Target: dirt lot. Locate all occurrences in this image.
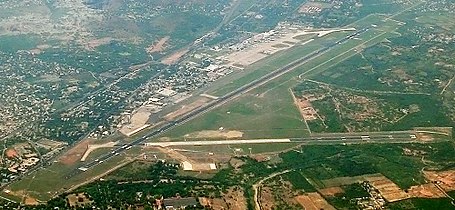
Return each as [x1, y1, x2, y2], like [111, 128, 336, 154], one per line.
[408, 183, 446, 198]
[259, 187, 275, 210]
[364, 175, 409, 202]
[319, 187, 344, 197]
[424, 170, 455, 191]
[156, 147, 216, 171]
[146, 36, 169, 53]
[119, 106, 152, 136]
[291, 91, 319, 121]
[5, 148, 18, 158]
[229, 158, 246, 169]
[199, 187, 247, 210]
[7, 190, 39, 205]
[83, 37, 113, 50]
[295, 192, 335, 210]
[164, 97, 210, 121]
[67, 193, 93, 208]
[24, 196, 39, 206]
[224, 187, 247, 210]
[199, 197, 228, 209]
[161, 49, 189, 65]
[59, 138, 92, 165]
[184, 130, 244, 139]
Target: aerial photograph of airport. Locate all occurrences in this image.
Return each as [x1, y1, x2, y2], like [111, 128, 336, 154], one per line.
[0, 0, 454, 209]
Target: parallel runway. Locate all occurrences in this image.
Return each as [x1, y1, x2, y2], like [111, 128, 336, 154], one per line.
[66, 27, 372, 178]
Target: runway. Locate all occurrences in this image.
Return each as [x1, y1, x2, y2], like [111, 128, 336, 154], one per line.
[143, 130, 418, 148]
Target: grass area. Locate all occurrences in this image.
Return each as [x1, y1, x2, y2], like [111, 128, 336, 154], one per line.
[0, 35, 39, 52]
[84, 147, 114, 162]
[9, 163, 74, 201]
[105, 161, 154, 181]
[0, 192, 22, 203]
[164, 83, 310, 140]
[326, 183, 370, 209]
[169, 142, 301, 157]
[415, 11, 455, 33]
[225, 0, 261, 24]
[388, 197, 455, 210]
[8, 152, 135, 201]
[282, 170, 317, 192]
[232, 143, 302, 154]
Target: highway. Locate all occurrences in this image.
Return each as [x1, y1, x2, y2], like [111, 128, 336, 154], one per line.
[66, 27, 371, 178]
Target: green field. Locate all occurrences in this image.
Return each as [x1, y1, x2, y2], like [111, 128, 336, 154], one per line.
[8, 153, 132, 201]
[388, 197, 455, 210]
[165, 84, 310, 139]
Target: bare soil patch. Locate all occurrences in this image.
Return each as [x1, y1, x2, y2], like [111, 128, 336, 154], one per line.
[416, 133, 434, 141]
[24, 196, 39, 206]
[199, 197, 228, 209]
[224, 187, 247, 210]
[161, 49, 189, 65]
[408, 183, 446, 198]
[229, 158, 246, 169]
[59, 138, 92, 165]
[156, 148, 215, 171]
[299, 2, 325, 14]
[28, 44, 51, 55]
[291, 90, 330, 123]
[321, 174, 409, 202]
[319, 187, 344, 197]
[424, 170, 455, 191]
[83, 37, 113, 50]
[200, 187, 247, 210]
[364, 176, 409, 202]
[146, 36, 170, 53]
[5, 148, 18, 158]
[295, 192, 335, 210]
[119, 106, 152, 136]
[259, 187, 275, 210]
[184, 130, 243, 139]
[67, 193, 93, 208]
[157, 137, 172, 142]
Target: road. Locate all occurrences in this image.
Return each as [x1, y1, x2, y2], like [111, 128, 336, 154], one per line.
[254, 170, 292, 210]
